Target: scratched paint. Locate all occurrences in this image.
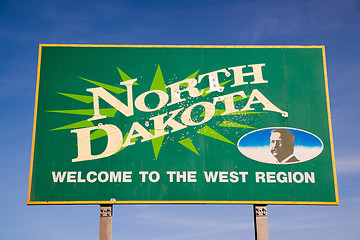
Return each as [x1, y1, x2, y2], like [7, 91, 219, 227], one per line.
[28, 45, 337, 205]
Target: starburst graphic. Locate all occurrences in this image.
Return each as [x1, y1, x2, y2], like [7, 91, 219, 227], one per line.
[47, 66, 262, 160]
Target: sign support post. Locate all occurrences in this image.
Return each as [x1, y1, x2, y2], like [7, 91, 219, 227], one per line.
[99, 205, 113, 240]
[253, 205, 269, 240]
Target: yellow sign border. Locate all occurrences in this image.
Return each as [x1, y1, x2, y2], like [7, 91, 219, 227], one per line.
[28, 44, 338, 206]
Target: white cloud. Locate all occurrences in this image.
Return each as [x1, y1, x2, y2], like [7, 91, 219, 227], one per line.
[125, 208, 254, 240]
[134, 209, 253, 230]
[335, 156, 360, 173]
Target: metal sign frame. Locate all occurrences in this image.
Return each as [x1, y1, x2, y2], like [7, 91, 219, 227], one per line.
[28, 45, 338, 205]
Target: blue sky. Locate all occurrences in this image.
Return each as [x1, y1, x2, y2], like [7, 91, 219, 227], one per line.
[1, 0, 360, 239]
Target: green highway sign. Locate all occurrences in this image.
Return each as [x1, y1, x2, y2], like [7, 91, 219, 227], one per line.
[28, 45, 338, 205]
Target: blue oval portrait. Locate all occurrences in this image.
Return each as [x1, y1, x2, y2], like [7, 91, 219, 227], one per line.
[237, 127, 323, 164]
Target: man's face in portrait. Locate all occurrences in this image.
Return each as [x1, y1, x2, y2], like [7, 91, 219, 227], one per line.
[270, 132, 284, 159]
[270, 131, 294, 162]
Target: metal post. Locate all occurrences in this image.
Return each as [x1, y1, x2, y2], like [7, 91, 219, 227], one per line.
[253, 205, 269, 240]
[99, 205, 113, 240]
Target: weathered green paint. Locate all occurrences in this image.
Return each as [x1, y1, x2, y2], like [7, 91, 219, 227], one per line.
[28, 45, 337, 205]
